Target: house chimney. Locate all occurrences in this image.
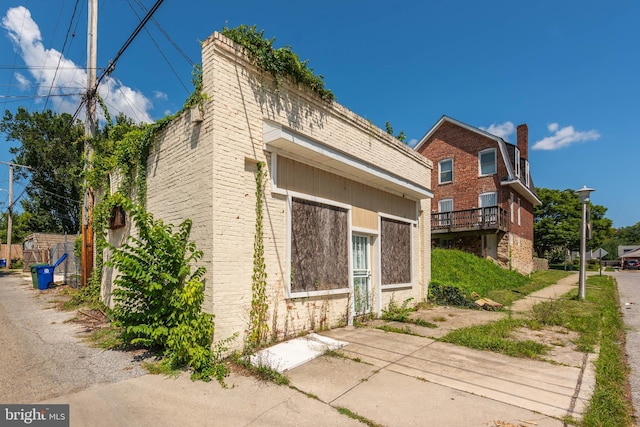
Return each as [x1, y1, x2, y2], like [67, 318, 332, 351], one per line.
[516, 124, 528, 160]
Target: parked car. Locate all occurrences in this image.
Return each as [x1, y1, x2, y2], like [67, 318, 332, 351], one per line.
[623, 259, 639, 270]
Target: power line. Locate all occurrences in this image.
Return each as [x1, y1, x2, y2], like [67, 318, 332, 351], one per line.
[43, 0, 83, 111]
[96, 0, 166, 88]
[126, 0, 189, 95]
[72, 0, 166, 123]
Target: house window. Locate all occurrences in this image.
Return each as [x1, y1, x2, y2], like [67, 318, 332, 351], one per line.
[478, 149, 497, 176]
[290, 197, 349, 293]
[439, 159, 453, 184]
[479, 192, 497, 224]
[438, 198, 454, 226]
[525, 160, 530, 187]
[517, 198, 521, 226]
[514, 147, 521, 178]
[510, 192, 514, 223]
[439, 199, 453, 213]
[479, 192, 497, 208]
[381, 217, 411, 286]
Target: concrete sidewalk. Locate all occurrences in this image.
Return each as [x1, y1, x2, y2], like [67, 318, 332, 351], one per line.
[38, 272, 594, 427]
[510, 273, 579, 312]
[288, 327, 594, 427]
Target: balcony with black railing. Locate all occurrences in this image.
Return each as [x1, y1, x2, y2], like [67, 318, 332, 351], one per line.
[431, 206, 509, 233]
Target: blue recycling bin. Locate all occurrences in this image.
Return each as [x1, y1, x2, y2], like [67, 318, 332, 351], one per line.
[34, 254, 68, 290]
[35, 265, 54, 290]
[0, 258, 6, 268]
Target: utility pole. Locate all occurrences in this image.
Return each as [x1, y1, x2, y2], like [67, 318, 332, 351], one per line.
[6, 164, 12, 269]
[81, 0, 97, 286]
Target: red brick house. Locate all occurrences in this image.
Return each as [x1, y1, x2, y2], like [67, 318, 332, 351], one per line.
[415, 116, 541, 274]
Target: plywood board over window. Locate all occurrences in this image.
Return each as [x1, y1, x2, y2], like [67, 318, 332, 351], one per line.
[291, 198, 349, 293]
[381, 217, 411, 286]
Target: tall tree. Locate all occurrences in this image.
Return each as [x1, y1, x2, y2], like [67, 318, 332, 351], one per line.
[0, 107, 84, 233]
[615, 222, 640, 244]
[534, 187, 613, 258]
[0, 211, 32, 243]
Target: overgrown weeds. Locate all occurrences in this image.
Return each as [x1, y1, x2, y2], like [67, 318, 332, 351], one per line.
[381, 296, 415, 322]
[336, 407, 384, 427]
[231, 352, 290, 386]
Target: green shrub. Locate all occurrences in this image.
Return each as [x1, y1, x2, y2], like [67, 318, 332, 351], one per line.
[108, 202, 229, 382]
[428, 280, 477, 308]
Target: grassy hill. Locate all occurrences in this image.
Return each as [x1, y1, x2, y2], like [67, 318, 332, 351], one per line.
[430, 249, 566, 306]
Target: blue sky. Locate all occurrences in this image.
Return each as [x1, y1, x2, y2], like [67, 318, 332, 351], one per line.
[0, 1, 638, 228]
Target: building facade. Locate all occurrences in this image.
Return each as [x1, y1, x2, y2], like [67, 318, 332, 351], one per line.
[414, 116, 540, 274]
[103, 32, 433, 349]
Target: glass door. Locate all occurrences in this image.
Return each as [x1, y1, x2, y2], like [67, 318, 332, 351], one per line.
[352, 235, 371, 315]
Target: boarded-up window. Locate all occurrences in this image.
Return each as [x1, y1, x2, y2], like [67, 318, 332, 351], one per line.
[381, 217, 411, 285]
[291, 198, 349, 293]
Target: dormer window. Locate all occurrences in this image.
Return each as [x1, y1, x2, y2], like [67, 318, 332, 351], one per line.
[478, 148, 496, 176]
[525, 160, 530, 187]
[439, 158, 453, 184]
[514, 147, 521, 178]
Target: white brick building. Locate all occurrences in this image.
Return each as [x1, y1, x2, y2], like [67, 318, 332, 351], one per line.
[103, 32, 433, 349]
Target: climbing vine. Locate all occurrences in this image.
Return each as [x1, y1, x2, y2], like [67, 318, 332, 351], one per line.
[245, 162, 269, 353]
[221, 25, 335, 102]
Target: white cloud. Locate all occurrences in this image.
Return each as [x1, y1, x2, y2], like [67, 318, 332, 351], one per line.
[2, 6, 153, 123]
[407, 138, 418, 148]
[154, 90, 168, 100]
[14, 72, 31, 90]
[480, 121, 515, 141]
[532, 123, 600, 151]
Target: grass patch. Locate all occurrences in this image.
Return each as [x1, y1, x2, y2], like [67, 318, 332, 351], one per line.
[336, 407, 384, 427]
[581, 275, 633, 427]
[411, 318, 437, 328]
[85, 327, 123, 349]
[323, 349, 368, 364]
[375, 325, 420, 336]
[439, 317, 549, 358]
[142, 358, 182, 377]
[439, 274, 633, 425]
[289, 385, 320, 400]
[430, 249, 572, 307]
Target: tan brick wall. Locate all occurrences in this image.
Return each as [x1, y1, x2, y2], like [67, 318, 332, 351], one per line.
[126, 32, 433, 348]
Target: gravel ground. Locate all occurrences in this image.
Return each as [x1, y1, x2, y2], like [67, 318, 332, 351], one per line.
[615, 270, 640, 420]
[0, 273, 146, 403]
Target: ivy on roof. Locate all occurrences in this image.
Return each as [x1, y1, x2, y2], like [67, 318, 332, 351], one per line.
[221, 25, 335, 102]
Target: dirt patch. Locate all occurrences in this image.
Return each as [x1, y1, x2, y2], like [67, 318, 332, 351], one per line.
[36, 283, 112, 336]
[510, 326, 584, 367]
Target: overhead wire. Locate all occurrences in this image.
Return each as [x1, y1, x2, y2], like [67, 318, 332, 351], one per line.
[72, 0, 166, 123]
[42, 0, 82, 111]
[1, 0, 29, 114]
[132, 0, 194, 67]
[128, 0, 194, 93]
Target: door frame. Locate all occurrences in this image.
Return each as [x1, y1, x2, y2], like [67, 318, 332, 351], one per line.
[352, 234, 372, 316]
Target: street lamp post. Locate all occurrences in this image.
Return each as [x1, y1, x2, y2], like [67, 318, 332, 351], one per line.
[577, 186, 595, 301]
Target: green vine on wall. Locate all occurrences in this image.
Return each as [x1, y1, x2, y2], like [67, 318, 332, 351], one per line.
[82, 64, 208, 315]
[221, 25, 335, 102]
[245, 161, 269, 353]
